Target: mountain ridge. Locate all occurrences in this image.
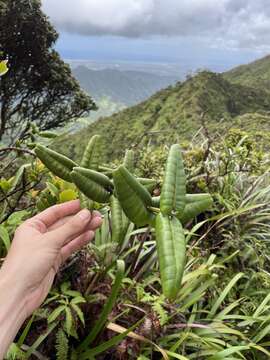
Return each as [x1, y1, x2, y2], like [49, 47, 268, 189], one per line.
[72, 65, 178, 105]
[55, 66, 270, 161]
[224, 54, 270, 92]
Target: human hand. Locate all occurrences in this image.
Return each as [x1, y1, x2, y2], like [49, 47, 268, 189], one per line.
[0, 200, 102, 318]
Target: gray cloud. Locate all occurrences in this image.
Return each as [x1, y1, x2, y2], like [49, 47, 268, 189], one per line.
[42, 0, 270, 50]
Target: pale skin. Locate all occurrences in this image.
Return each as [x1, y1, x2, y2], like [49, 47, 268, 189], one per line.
[0, 200, 103, 359]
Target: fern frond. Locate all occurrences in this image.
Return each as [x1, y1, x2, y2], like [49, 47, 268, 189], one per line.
[152, 301, 169, 326]
[55, 328, 69, 360]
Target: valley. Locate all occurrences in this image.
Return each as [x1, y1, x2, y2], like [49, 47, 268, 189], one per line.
[55, 55, 270, 162]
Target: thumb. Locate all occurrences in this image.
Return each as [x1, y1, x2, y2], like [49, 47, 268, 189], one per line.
[47, 209, 92, 247]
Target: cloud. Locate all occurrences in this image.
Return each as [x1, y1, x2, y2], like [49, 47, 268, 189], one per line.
[42, 0, 270, 50]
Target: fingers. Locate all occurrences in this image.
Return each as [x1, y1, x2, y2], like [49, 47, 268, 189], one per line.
[47, 209, 93, 246]
[48, 210, 102, 232]
[30, 200, 81, 229]
[59, 216, 102, 263]
[60, 230, 95, 263]
[48, 215, 73, 231]
[50, 211, 102, 269]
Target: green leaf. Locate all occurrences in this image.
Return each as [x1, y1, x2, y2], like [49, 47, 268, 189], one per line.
[65, 307, 73, 336]
[0, 60, 8, 76]
[71, 296, 86, 305]
[166, 351, 189, 360]
[62, 289, 83, 298]
[7, 211, 28, 226]
[71, 303, 85, 326]
[77, 260, 125, 352]
[39, 131, 58, 139]
[0, 225, 10, 251]
[80, 319, 143, 359]
[208, 273, 244, 318]
[48, 305, 66, 323]
[17, 314, 35, 347]
[10, 164, 30, 192]
[6, 343, 25, 360]
[0, 179, 11, 192]
[254, 292, 270, 317]
[25, 321, 59, 357]
[208, 345, 250, 359]
[253, 323, 270, 343]
[60, 282, 70, 293]
[55, 328, 69, 360]
[59, 189, 77, 203]
[46, 182, 59, 197]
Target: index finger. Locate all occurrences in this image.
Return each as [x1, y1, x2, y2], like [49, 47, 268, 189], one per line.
[31, 200, 81, 228]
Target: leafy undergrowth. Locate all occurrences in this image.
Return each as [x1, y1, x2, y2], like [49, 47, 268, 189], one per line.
[1, 129, 270, 359]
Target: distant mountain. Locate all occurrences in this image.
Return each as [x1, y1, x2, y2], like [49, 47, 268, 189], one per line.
[61, 97, 126, 134]
[224, 55, 270, 92]
[55, 70, 270, 161]
[72, 66, 178, 105]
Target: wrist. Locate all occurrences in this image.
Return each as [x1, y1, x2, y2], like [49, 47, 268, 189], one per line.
[0, 269, 28, 359]
[0, 255, 30, 297]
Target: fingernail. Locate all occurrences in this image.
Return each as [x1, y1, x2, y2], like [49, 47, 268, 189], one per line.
[93, 217, 103, 227]
[96, 217, 103, 224]
[92, 210, 101, 218]
[78, 209, 91, 221]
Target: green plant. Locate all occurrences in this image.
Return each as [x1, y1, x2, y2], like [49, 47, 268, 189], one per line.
[0, 60, 8, 76]
[46, 282, 86, 338]
[160, 144, 186, 215]
[77, 260, 125, 353]
[110, 196, 130, 245]
[35, 145, 77, 182]
[4, 129, 270, 359]
[0, 0, 96, 140]
[35, 137, 213, 304]
[71, 167, 113, 203]
[180, 193, 214, 224]
[123, 149, 135, 173]
[81, 134, 103, 170]
[113, 165, 155, 226]
[155, 214, 186, 300]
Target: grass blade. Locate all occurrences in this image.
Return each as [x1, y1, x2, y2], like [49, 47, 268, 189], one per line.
[208, 273, 244, 318]
[77, 260, 125, 352]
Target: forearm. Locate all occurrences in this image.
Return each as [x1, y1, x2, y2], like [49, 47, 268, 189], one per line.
[0, 270, 27, 359]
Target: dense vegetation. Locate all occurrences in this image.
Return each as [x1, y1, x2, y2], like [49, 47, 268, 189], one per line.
[62, 97, 126, 135]
[0, 0, 96, 141]
[2, 12, 270, 356]
[54, 70, 270, 162]
[1, 125, 270, 359]
[73, 66, 177, 106]
[224, 54, 270, 92]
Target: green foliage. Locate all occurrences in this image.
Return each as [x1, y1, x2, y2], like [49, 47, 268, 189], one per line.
[113, 165, 155, 226]
[2, 128, 270, 359]
[224, 54, 270, 92]
[5, 343, 25, 360]
[160, 144, 186, 215]
[0, 60, 8, 76]
[73, 65, 176, 106]
[81, 135, 103, 170]
[46, 282, 86, 338]
[52, 70, 270, 164]
[0, 0, 96, 140]
[55, 329, 69, 360]
[77, 260, 125, 353]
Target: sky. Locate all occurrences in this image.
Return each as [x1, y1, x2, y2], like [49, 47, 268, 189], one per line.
[42, 0, 270, 73]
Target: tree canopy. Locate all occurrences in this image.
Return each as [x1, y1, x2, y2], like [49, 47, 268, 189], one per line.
[0, 0, 96, 142]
